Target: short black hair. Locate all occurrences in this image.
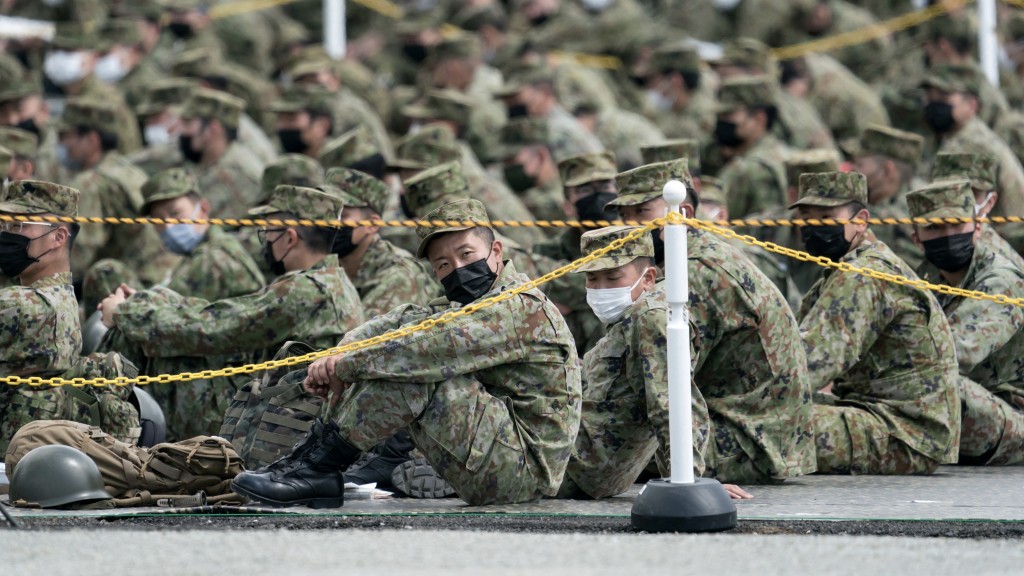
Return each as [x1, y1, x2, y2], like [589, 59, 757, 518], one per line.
[680, 71, 701, 91]
[77, 126, 119, 153]
[200, 118, 238, 142]
[348, 153, 386, 180]
[471, 225, 495, 246]
[844, 201, 867, 217]
[65, 222, 80, 253]
[631, 256, 654, 273]
[754, 105, 778, 130]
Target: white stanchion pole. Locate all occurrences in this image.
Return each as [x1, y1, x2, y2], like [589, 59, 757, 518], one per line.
[979, 0, 999, 88]
[324, 0, 346, 60]
[662, 180, 694, 485]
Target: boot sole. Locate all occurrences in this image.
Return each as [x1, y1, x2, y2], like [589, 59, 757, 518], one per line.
[391, 458, 456, 499]
[230, 479, 345, 509]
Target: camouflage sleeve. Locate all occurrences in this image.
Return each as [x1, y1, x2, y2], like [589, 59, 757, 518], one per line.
[68, 172, 109, 278]
[113, 277, 339, 358]
[799, 271, 893, 387]
[946, 272, 1024, 373]
[723, 160, 782, 219]
[167, 242, 264, 302]
[0, 290, 58, 375]
[359, 265, 437, 318]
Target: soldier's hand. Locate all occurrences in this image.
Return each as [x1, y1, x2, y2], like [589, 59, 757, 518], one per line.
[304, 355, 343, 393]
[723, 484, 753, 500]
[118, 283, 137, 297]
[99, 289, 128, 329]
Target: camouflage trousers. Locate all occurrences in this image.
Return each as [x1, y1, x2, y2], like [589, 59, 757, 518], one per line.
[959, 377, 1024, 466]
[327, 375, 540, 506]
[813, 404, 940, 475]
[81, 258, 142, 318]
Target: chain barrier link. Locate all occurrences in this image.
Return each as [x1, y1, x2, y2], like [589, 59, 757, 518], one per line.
[0, 220, 663, 388]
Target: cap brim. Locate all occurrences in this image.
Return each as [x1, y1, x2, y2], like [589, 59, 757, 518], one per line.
[388, 158, 428, 170]
[605, 192, 660, 208]
[415, 225, 474, 258]
[573, 256, 629, 273]
[0, 202, 45, 215]
[400, 104, 434, 120]
[493, 84, 523, 98]
[912, 207, 974, 223]
[838, 137, 862, 158]
[714, 101, 741, 114]
[787, 195, 856, 210]
[248, 204, 282, 216]
[920, 76, 956, 92]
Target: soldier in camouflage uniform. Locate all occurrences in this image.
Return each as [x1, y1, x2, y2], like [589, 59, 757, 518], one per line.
[318, 125, 386, 180]
[793, 172, 961, 474]
[178, 88, 265, 220]
[637, 45, 712, 142]
[271, 87, 337, 159]
[908, 180, 1024, 465]
[60, 97, 176, 289]
[847, 124, 925, 269]
[0, 181, 139, 453]
[324, 166, 441, 317]
[0, 80, 65, 185]
[231, 198, 582, 507]
[98, 186, 364, 441]
[714, 76, 790, 220]
[499, 116, 565, 224]
[126, 78, 197, 176]
[0, 126, 40, 182]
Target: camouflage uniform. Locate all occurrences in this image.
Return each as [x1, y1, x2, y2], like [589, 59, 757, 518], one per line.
[562, 228, 711, 499]
[181, 89, 265, 220]
[638, 46, 708, 143]
[805, 53, 891, 144]
[125, 78, 198, 176]
[324, 167, 441, 317]
[322, 199, 581, 505]
[908, 181, 1024, 465]
[62, 98, 176, 287]
[794, 173, 961, 474]
[104, 186, 364, 440]
[0, 181, 138, 452]
[715, 77, 790, 219]
[499, 117, 566, 223]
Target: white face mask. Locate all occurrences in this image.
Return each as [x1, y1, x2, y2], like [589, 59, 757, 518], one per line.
[144, 123, 173, 146]
[582, 0, 615, 12]
[975, 192, 994, 216]
[711, 0, 742, 11]
[44, 50, 90, 87]
[586, 270, 650, 325]
[645, 88, 673, 113]
[95, 52, 130, 84]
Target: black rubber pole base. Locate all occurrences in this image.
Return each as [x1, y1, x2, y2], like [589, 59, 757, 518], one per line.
[630, 478, 737, 533]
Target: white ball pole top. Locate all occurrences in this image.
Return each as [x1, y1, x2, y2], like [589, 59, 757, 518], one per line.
[663, 180, 687, 211]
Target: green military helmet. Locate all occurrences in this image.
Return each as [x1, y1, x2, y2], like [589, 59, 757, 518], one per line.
[319, 125, 381, 171]
[843, 124, 923, 167]
[0, 126, 40, 158]
[141, 168, 201, 214]
[404, 161, 471, 219]
[931, 152, 998, 193]
[325, 167, 390, 216]
[608, 159, 692, 208]
[558, 151, 617, 188]
[907, 179, 975, 221]
[715, 75, 777, 114]
[639, 139, 700, 174]
[0, 180, 80, 217]
[58, 96, 120, 134]
[784, 149, 842, 192]
[8, 445, 112, 508]
[416, 197, 491, 258]
[390, 125, 461, 171]
[181, 87, 246, 130]
[573, 226, 655, 273]
[790, 172, 868, 210]
[249, 184, 345, 222]
[0, 145, 12, 181]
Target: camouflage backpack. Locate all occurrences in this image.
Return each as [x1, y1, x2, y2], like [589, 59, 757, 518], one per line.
[218, 342, 324, 469]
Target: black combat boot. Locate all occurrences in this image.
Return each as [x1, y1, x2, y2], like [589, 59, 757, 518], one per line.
[342, 429, 416, 487]
[231, 419, 360, 509]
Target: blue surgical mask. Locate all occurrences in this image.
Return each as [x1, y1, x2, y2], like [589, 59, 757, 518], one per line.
[159, 205, 204, 255]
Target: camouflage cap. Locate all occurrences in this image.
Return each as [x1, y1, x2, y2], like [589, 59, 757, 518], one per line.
[165, 0, 209, 12]
[0, 126, 39, 158]
[608, 159, 692, 207]
[573, 226, 655, 273]
[181, 88, 245, 129]
[1008, 12, 1024, 43]
[699, 176, 727, 206]
[790, 172, 868, 209]
[102, 18, 142, 48]
[558, 151, 617, 188]
[405, 161, 470, 219]
[845, 124, 924, 167]
[710, 38, 775, 74]
[921, 64, 981, 97]
[136, 78, 199, 117]
[926, 14, 975, 45]
[716, 75, 776, 113]
[0, 146, 11, 181]
[270, 86, 335, 118]
[390, 125, 461, 170]
[50, 20, 100, 51]
[249, 184, 344, 222]
[112, 0, 164, 19]
[639, 139, 700, 173]
[451, 3, 507, 31]
[432, 33, 481, 61]
[59, 97, 120, 134]
[0, 79, 40, 105]
[171, 48, 217, 78]
[499, 117, 549, 158]
[324, 167, 390, 216]
[401, 89, 475, 123]
[141, 168, 200, 214]
[284, 46, 335, 79]
[493, 62, 552, 98]
[318, 126, 381, 170]
[416, 198, 491, 258]
[646, 44, 701, 77]
[931, 152, 998, 193]
[258, 154, 325, 206]
[906, 179, 975, 221]
[784, 149, 842, 191]
[0, 180, 79, 217]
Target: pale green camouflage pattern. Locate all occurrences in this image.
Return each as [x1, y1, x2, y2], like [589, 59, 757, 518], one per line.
[533, 228, 605, 355]
[922, 63, 982, 97]
[400, 89, 475, 123]
[590, 108, 664, 171]
[140, 168, 199, 212]
[135, 78, 199, 118]
[848, 124, 923, 167]
[325, 260, 581, 505]
[0, 180, 79, 217]
[784, 150, 841, 193]
[805, 53, 892, 145]
[648, 45, 701, 76]
[325, 167, 390, 216]
[799, 232, 961, 473]
[249, 184, 343, 222]
[181, 88, 246, 130]
[318, 125, 379, 170]
[931, 152, 998, 193]
[906, 180, 976, 221]
[791, 171, 869, 209]
[59, 97, 119, 134]
[558, 151, 617, 188]
[499, 116, 549, 159]
[0, 126, 38, 158]
[0, 146, 9, 180]
[405, 162, 469, 220]
[715, 76, 777, 114]
[720, 133, 790, 218]
[573, 226, 653, 273]
[545, 105, 604, 162]
[352, 236, 442, 318]
[640, 139, 700, 170]
[609, 159, 691, 207]
[390, 125, 461, 170]
[270, 86, 334, 117]
[415, 197, 489, 258]
[260, 154, 325, 199]
[195, 141, 265, 220]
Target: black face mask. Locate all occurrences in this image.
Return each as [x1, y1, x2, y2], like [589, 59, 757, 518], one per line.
[262, 235, 292, 277]
[167, 22, 195, 40]
[178, 135, 203, 163]
[0, 231, 52, 278]
[923, 231, 975, 272]
[277, 129, 307, 154]
[574, 192, 617, 224]
[15, 118, 40, 138]
[529, 13, 551, 26]
[503, 164, 536, 193]
[402, 43, 429, 64]
[801, 224, 851, 261]
[651, 230, 665, 265]
[507, 104, 529, 120]
[924, 101, 956, 134]
[333, 226, 359, 258]
[441, 256, 497, 305]
[400, 194, 416, 219]
[714, 119, 744, 148]
[348, 153, 387, 180]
